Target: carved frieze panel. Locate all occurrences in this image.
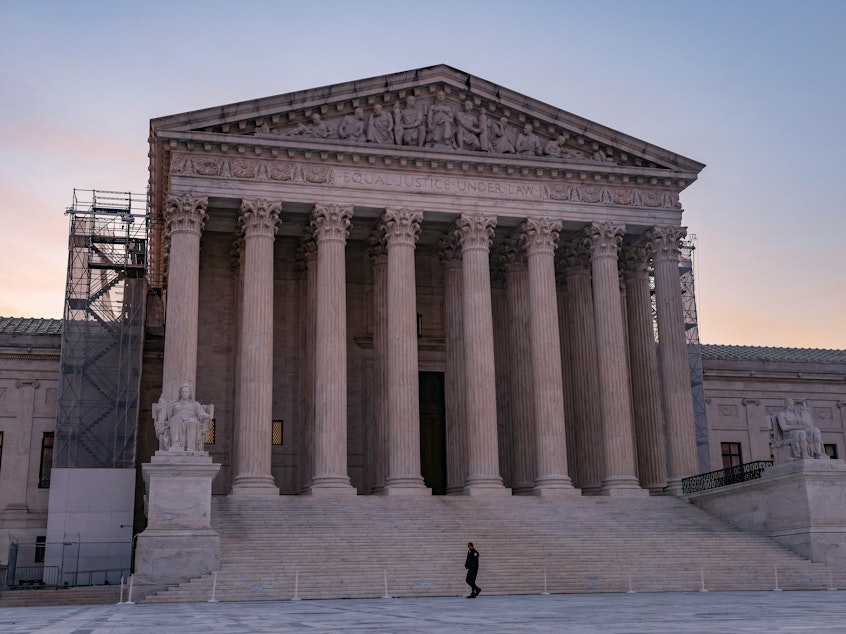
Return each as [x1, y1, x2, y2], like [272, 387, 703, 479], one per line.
[718, 404, 739, 418]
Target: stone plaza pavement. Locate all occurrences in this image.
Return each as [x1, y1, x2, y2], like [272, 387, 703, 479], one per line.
[2, 591, 845, 633]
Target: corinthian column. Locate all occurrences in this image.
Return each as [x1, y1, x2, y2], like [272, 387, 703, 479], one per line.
[586, 222, 644, 495]
[521, 217, 576, 495]
[368, 230, 388, 493]
[162, 193, 207, 402]
[309, 203, 356, 495]
[560, 238, 603, 493]
[500, 239, 534, 494]
[383, 208, 429, 495]
[440, 234, 466, 494]
[622, 243, 668, 493]
[298, 234, 317, 493]
[456, 213, 508, 495]
[232, 198, 281, 495]
[649, 226, 698, 494]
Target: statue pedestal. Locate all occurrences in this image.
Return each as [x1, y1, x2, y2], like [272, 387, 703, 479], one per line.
[134, 452, 221, 586]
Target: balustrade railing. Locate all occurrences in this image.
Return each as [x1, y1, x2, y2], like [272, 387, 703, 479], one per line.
[682, 460, 773, 495]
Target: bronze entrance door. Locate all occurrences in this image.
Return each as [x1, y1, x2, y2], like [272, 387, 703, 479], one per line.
[418, 371, 447, 495]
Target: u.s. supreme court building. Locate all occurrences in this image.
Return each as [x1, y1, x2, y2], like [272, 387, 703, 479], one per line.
[4, 65, 846, 600]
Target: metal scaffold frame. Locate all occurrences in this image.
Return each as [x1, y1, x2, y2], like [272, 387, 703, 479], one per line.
[55, 189, 149, 469]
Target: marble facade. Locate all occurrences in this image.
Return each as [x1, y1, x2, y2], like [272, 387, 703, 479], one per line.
[141, 66, 706, 498]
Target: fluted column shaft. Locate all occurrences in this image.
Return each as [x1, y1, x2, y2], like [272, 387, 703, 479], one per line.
[368, 234, 389, 493]
[522, 218, 575, 494]
[457, 213, 508, 495]
[586, 222, 643, 495]
[233, 198, 281, 495]
[561, 240, 603, 493]
[503, 248, 534, 494]
[441, 239, 466, 494]
[623, 244, 668, 493]
[310, 203, 355, 495]
[650, 226, 698, 493]
[162, 193, 207, 402]
[298, 235, 317, 493]
[383, 208, 429, 494]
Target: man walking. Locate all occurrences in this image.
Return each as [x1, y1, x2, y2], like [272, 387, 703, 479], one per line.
[465, 542, 481, 598]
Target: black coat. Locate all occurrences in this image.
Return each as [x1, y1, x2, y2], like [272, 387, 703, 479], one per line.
[465, 548, 479, 571]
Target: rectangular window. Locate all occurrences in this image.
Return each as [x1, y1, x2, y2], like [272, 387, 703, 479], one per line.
[272, 420, 283, 446]
[824, 443, 838, 459]
[38, 432, 54, 488]
[721, 441, 742, 469]
[206, 419, 216, 445]
[34, 536, 46, 563]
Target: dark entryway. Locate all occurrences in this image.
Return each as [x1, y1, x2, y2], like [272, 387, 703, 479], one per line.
[419, 371, 447, 495]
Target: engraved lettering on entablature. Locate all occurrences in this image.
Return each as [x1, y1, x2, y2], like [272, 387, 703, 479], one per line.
[718, 404, 739, 417]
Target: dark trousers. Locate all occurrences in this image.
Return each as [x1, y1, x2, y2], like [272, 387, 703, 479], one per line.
[466, 568, 479, 591]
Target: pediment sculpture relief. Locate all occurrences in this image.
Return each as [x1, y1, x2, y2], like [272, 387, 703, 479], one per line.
[249, 89, 620, 165]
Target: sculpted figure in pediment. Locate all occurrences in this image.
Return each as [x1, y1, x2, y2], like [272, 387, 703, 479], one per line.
[454, 100, 482, 151]
[516, 123, 543, 156]
[367, 103, 395, 145]
[489, 116, 515, 153]
[338, 107, 367, 142]
[543, 135, 570, 158]
[426, 90, 455, 148]
[289, 113, 331, 139]
[394, 96, 427, 147]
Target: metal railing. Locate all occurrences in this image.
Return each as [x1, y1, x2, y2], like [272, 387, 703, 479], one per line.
[682, 460, 773, 495]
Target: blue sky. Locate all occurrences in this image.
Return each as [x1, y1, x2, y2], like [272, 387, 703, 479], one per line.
[1, 0, 844, 347]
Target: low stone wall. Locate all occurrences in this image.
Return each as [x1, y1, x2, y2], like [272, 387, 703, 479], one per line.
[688, 459, 846, 568]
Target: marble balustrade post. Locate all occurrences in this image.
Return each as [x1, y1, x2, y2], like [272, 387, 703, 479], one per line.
[232, 198, 281, 495]
[161, 193, 207, 402]
[586, 222, 644, 495]
[368, 231, 389, 493]
[501, 240, 535, 494]
[649, 225, 698, 494]
[521, 218, 576, 495]
[622, 243, 668, 493]
[560, 239, 604, 494]
[456, 213, 508, 495]
[439, 235, 467, 494]
[383, 208, 429, 494]
[309, 203, 356, 495]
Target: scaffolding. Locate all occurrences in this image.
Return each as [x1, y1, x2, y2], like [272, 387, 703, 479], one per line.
[55, 190, 148, 469]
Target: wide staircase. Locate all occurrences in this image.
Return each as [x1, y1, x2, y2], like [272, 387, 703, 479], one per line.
[143, 495, 846, 603]
[0, 585, 122, 608]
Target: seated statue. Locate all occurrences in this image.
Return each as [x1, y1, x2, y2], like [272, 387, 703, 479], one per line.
[153, 384, 213, 453]
[771, 398, 823, 462]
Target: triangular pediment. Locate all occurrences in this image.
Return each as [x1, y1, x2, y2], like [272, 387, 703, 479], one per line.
[151, 65, 704, 176]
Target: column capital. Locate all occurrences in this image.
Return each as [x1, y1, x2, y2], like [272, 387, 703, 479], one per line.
[311, 203, 353, 244]
[560, 235, 592, 271]
[520, 216, 562, 256]
[621, 243, 652, 276]
[648, 225, 688, 261]
[239, 198, 281, 237]
[585, 221, 624, 258]
[382, 207, 423, 247]
[438, 231, 463, 268]
[165, 193, 208, 237]
[456, 213, 497, 252]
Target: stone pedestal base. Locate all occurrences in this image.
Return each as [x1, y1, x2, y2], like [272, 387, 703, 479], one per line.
[134, 530, 220, 585]
[134, 452, 221, 586]
[232, 474, 280, 497]
[384, 483, 432, 496]
[463, 482, 512, 497]
[689, 459, 846, 569]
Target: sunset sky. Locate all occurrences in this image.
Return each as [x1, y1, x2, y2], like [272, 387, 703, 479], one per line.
[1, 0, 844, 348]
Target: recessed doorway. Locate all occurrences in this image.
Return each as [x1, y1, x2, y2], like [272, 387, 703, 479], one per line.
[419, 372, 446, 495]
